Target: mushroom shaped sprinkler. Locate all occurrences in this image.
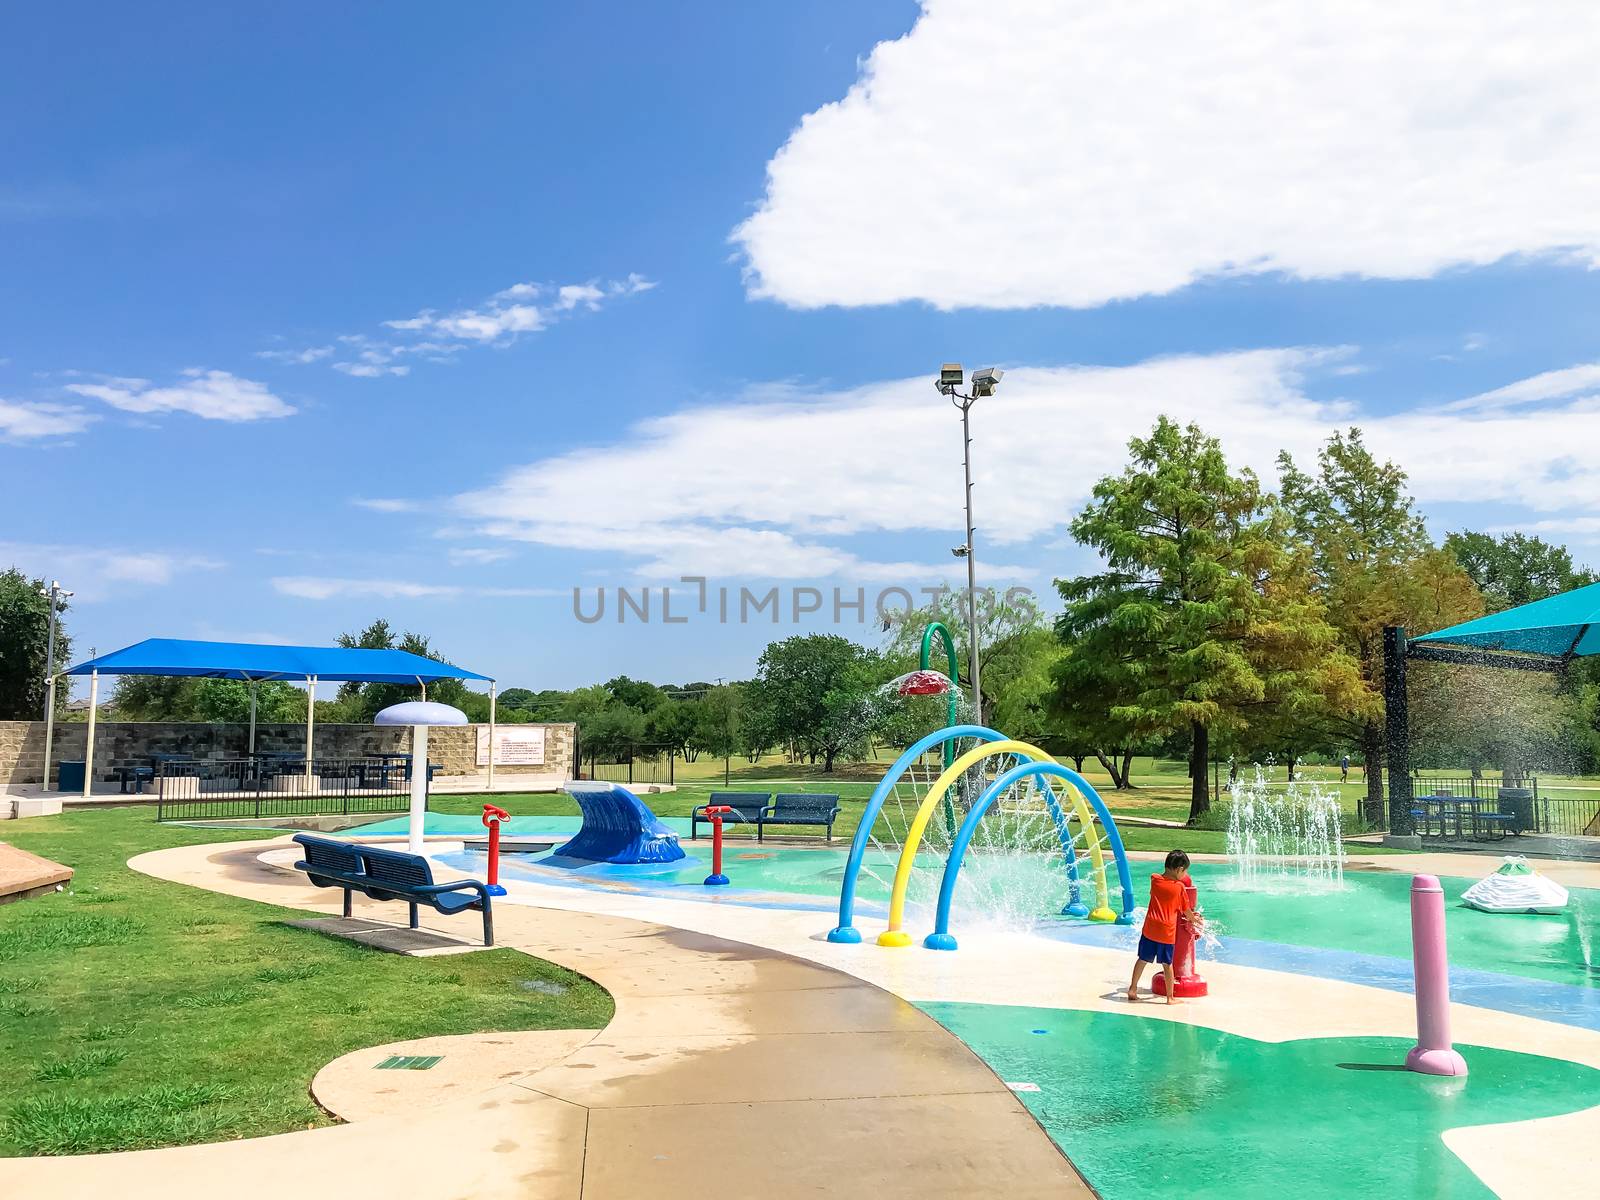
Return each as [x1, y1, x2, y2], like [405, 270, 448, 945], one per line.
[891, 669, 954, 698]
[375, 701, 468, 854]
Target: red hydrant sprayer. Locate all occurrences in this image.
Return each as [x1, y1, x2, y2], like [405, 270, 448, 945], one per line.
[702, 805, 732, 886]
[1152, 879, 1208, 998]
[482, 803, 510, 896]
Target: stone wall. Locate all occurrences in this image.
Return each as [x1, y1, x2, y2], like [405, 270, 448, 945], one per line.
[0, 720, 575, 787]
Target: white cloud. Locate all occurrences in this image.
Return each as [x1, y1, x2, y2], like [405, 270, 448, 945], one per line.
[1446, 362, 1600, 411]
[333, 361, 409, 378]
[0, 398, 96, 441]
[735, 1, 1600, 310]
[352, 497, 421, 513]
[449, 547, 515, 565]
[66, 369, 294, 421]
[382, 274, 655, 345]
[454, 349, 1600, 578]
[255, 345, 333, 365]
[271, 576, 559, 600]
[0, 542, 221, 601]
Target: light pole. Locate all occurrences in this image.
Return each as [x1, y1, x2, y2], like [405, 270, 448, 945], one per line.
[934, 364, 1002, 726]
[38, 580, 72, 790]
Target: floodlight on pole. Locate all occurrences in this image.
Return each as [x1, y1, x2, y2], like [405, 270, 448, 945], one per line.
[932, 363, 1004, 725]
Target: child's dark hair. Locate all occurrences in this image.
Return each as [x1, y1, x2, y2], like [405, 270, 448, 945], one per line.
[1164, 849, 1190, 871]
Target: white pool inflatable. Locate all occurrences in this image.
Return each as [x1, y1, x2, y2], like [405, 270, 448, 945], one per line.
[1461, 856, 1569, 914]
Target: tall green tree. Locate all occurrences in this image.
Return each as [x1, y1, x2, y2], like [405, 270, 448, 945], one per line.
[110, 677, 304, 722]
[0, 568, 71, 720]
[1055, 417, 1363, 820]
[334, 619, 472, 719]
[1278, 429, 1482, 820]
[748, 634, 885, 771]
[1444, 530, 1597, 612]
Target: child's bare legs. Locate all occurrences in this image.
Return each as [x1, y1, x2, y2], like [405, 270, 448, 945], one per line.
[1162, 961, 1178, 1004]
[1127, 958, 1150, 1001]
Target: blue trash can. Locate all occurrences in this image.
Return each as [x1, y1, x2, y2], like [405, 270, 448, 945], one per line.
[56, 759, 85, 792]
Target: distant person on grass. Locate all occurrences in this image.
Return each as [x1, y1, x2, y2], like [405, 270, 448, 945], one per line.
[1127, 849, 1201, 1005]
[1340, 754, 1351, 783]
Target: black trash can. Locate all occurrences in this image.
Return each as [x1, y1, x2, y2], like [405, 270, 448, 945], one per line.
[1498, 787, 1534, 834]
[56, 759, 85, 792]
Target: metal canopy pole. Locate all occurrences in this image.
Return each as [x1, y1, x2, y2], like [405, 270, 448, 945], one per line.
[248, 681, 258, 754]
[1383, 626, 1414, 835]
[304, 676, 316, 779]
[82, 669, 99, 799]
[487, 681, 497, 790]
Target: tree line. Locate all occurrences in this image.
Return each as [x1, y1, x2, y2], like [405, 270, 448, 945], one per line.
[3, 418, 1596, 818]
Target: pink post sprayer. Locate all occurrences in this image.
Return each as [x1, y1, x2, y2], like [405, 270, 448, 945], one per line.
[1405, 874, 1467, 1076]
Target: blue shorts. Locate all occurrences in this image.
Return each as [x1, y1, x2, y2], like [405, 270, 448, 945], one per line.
[1137, 934, 1174, 965]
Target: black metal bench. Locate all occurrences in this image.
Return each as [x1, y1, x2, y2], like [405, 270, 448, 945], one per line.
[291, 834, 495, 945]
[691, 792, 770, 839]
[759, 793, 841, 842]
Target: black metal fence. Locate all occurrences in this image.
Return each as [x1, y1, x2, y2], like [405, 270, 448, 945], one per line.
[1410, 774, 1600, 837]
[155, 757, 410, 822]
[586, 744, 676, 786]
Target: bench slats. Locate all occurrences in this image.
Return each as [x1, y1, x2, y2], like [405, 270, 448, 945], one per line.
[291, 834, 494, 945]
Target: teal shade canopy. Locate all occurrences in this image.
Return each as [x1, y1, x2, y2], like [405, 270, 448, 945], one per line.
[1412, 581, 1600, 658]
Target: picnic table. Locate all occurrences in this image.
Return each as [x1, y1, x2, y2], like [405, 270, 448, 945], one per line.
[1413, 794, 1518, 842]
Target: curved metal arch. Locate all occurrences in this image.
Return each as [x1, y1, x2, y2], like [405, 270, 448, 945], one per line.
[827, 724, 1006, 944]
[925, 760, 1136, 950]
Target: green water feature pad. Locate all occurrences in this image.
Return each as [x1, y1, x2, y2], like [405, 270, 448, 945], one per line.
[1176, 862, 1600, 992]
[920, 1003, 1600, 1200]
[358, 817, 1599, 993]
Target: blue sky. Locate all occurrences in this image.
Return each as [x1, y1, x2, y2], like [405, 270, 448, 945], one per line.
[5, 2, 1600, 692]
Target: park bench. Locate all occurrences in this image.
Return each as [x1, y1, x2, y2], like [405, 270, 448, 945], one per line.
[760, 793, 842, 842]
[691, 792, 770, 839]
[291, 834, 495, 945]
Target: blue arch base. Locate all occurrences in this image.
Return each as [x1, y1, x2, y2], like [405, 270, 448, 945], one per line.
[553, 781, 686, 865]
[828, 725, 1008, 944]
[924, 761, 1137, 951]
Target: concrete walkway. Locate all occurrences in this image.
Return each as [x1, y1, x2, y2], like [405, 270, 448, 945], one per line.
[0, 838, 1089, 1199]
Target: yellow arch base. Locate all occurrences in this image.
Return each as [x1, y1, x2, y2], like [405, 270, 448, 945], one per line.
[878, 739, 1112, 945]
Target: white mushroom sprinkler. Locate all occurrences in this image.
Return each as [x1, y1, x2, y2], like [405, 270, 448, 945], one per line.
[375, 701, 468, 854]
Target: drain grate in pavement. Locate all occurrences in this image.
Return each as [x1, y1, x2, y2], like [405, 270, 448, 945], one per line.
[374, 1054, 443, 1070]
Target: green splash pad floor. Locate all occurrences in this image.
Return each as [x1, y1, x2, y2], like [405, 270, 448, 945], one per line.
[920, 1003, 1600, 1200]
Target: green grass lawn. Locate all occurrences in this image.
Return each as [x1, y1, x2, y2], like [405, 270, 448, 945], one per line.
[0, 807, 612, 1157]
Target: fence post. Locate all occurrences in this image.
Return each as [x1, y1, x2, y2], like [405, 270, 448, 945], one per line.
[627, 752, 634, 785]
[670, 751, 675, 785]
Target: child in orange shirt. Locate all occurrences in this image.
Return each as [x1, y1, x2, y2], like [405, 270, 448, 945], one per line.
[1127, 849, 1199, 1004]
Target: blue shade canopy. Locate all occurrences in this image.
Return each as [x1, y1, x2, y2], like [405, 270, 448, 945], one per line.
[1412, 581, 1600, 658]
[63, 638, 492, 683]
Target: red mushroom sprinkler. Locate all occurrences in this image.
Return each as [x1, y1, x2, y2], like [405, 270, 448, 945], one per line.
[702, 805, 733, 886]
[892, 668, 955, 698]
[482, 803, 510, 896]
[1152, 880, 1208, 998]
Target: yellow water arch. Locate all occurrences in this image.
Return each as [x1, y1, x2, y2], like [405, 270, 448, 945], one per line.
[877, 739, 1118, 947]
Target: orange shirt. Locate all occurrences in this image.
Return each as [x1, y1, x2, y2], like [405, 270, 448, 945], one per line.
[1143, 873, 1186, 944]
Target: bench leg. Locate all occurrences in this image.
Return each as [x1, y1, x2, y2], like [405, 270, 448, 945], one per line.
[483, 904, 494, 947]
[757, 822, 763, 844]
[409, 901, 419, 929]
[343, 888, 352, 918]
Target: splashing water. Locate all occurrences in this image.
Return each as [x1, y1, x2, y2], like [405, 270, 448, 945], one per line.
[1225, 766, 1345, 891]
[854, 732, 1129, 936]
